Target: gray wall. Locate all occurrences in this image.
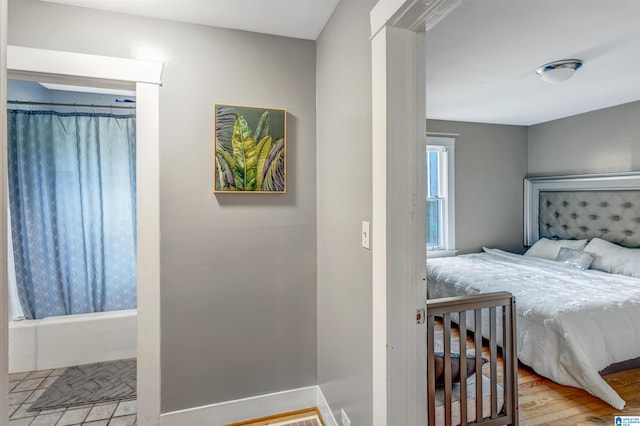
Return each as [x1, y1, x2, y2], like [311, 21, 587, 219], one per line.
[427, 120, 529, 254]
[316, 0, 374, 424]
[428, 101, 640, 254]
[9, 0, 317, 412]
[528, 101, 640, 176]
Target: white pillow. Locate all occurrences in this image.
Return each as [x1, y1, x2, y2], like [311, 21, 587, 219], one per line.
[584, 238, 640, 278]
[524, 238, 588, 261]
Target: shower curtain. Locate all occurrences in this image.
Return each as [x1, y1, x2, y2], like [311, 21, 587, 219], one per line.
[7, 110, 137, 320]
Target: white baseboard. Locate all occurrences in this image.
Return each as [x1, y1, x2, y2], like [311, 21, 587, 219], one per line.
[159, 385, 338, 426]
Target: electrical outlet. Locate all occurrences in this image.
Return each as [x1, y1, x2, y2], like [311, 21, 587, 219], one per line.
[341, 408, 351, 426]
[362, 221, 370, 249]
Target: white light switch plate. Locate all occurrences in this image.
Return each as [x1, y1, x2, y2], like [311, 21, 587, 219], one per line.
[362, 221, 370, 249]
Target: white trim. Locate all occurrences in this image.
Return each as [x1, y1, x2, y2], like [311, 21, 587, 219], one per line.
[426, 131, 460, 138]
[3, 46, 163, 426]
[7, 46, 162, 85]
[159, 386, 338, 426]
[371, 1, 462, 424]
[370, 0, 464, 37]
[135, 82, 162, 425]
[372, 25, 425, 425]
[426, 136, 455, 149]
[0, 3, 9, 426]
[413, 31, 428, 426]
[524, 172, 640, 246]
[371, 26, 389, 426]
[426, 136, 456, 253]
[370, 0, 406, 36]
[426, 249, 457, 258]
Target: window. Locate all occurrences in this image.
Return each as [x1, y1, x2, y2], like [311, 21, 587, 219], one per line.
[426, 136, 455, 256]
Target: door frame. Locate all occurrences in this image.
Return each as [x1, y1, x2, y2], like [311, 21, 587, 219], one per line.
[1, 44, 163, 425]
[1, 2, 8, 425]
[370, 0, 461, 424]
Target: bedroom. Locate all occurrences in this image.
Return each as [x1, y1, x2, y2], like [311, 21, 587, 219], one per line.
[424, 0, 640, 424]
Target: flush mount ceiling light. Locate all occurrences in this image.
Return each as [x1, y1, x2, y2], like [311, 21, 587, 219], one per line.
[536, 59, 583, 84]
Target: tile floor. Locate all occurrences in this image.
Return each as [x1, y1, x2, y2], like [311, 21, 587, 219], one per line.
[8, 368, 136, 426]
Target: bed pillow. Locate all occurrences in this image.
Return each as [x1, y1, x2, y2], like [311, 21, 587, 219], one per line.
[433, 352, 486, 385]
[584, 238, 640, 278]
[524, 238, 588, 260]
[555, 247, 596, 270]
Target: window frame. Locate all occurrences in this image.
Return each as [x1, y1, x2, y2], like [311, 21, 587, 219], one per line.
[426, 135, 455, 257]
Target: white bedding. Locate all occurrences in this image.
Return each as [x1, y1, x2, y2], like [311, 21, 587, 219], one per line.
[427, 247, 640, 410]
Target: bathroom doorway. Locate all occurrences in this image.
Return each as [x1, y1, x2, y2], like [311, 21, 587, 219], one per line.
[2, 46, 162, 425]
[7, 79, 139, 424]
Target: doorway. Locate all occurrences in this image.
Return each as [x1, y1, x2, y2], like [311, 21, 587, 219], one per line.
[2, 46, 162, 425]
[369, 0, 466, 424]
[6, 78, 138, 423]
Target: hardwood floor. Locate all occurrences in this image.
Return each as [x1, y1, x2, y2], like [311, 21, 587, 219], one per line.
[435, 319, 640, 425]
[518, 363, 640, 425]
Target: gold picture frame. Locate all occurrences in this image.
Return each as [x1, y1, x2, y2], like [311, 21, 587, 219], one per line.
[214, 103, 286, 193]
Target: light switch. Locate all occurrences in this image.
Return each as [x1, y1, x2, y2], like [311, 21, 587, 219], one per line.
[362, 221, 370, 249]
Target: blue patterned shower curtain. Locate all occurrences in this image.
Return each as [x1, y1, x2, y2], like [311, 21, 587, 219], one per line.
[7, 110, 137, 320]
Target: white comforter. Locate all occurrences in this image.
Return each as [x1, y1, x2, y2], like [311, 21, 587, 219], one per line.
[427, 248, 640, 410]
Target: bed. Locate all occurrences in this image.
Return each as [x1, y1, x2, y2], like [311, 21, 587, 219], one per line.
[427, 172, 640, 411]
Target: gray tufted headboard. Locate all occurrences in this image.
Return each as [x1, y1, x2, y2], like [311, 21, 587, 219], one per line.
[524, 172, 640, 248]
[538, 190, 640, 247]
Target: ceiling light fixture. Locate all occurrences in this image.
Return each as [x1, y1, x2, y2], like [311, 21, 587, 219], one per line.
[536, 59, 583, 84]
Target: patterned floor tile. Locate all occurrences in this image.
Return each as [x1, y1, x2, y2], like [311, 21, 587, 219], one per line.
[9, 372, 29, 382]
[57, 406, 91, 426]
[39, 377, 58, 388]
[31, 411, 64, 426]
[8, 404, 20, 417]
[8, 391, 33, 405]
[85, 403, 118, 422]
[50, 367, 68, 376]
[26, 389, 46, 403]
[10, 403, 35, 419]
[114, 400, 136, 417]
[82, 420, 109, 426]
[38, 406, 66, 414]
[26, 370, 53, 380]
[29, 359, 136, 411]
[8, 417, 35, 426]
[108, 414, 136, 426]
[7, 362, 137, 426]
[13, 378, 45, 392]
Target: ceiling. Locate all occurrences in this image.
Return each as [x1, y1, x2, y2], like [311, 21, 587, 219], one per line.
[41, 0, 640, 126]
[425, 0, 640, 126]
[41, 0, 341, 40]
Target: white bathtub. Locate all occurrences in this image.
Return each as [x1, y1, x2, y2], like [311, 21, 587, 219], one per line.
[9, 309, 137, 373]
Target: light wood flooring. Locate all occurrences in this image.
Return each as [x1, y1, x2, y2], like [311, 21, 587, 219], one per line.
[518, 363, 640, 425]
[225, 407, 324, 426]
[437, 319, 640, 425]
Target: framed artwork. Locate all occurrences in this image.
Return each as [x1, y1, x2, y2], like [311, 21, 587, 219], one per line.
[214, 104, 286, 193]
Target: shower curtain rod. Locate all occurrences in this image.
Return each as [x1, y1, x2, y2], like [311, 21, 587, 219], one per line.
[7, 100, 136, 110]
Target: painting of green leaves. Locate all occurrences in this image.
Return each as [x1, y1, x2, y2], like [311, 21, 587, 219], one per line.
[214, 104, 286, 193]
